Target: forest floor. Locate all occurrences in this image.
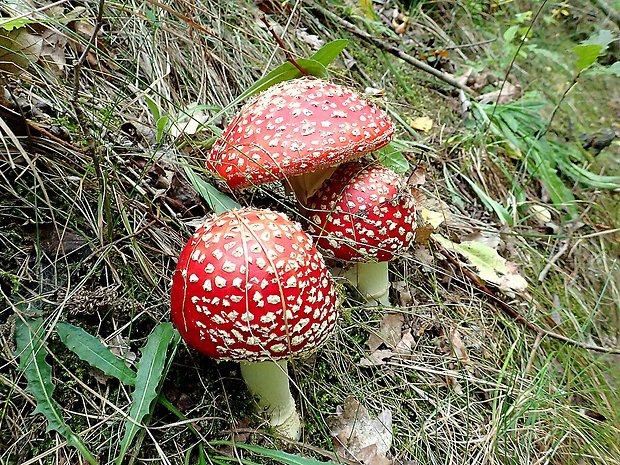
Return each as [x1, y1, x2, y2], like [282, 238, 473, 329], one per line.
[1, 1, 619, 464]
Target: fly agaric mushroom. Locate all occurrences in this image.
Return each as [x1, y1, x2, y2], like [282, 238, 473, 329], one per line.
[170, 208, 337, 439]
[306, 162, 417, 305]
[205, 77, 394, 202]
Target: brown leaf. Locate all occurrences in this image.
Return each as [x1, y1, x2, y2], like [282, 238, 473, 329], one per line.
[329, 398, 393, 465]
[0, 28, 42, 74]
[367, 313, 404, 352]
[407, 165, 426, 187]
[409, 116, 434, 132]
[477, 81, 522, 105]
[449, 328, 471, 367]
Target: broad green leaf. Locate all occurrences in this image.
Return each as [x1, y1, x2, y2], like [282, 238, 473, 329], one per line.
[582, 29, 616, 49]
[309, 39, 349, 67]
[572, 44, 604, 71]
[587, 61, 620, 77]
[56, 322, 137, 386]
[376, 141, 410, 173]
[432, 234, 528, 291]
[181, 159, 241, 214]
[503, 25, 519, 44]
[235, 58, 326, 104]
[16, 318, 98, 465]
[117, 323, 176, 464]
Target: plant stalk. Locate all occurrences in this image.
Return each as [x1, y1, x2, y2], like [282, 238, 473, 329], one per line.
[344, 261, 390, 305]
[239, 360, 301, 440]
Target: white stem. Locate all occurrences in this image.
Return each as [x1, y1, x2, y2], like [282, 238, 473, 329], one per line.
[239, 360, 301, 440]
[343, 261, 391, 305]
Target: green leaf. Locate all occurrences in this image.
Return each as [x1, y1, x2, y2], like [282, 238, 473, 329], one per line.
[144, 95, 161, 123]
[432, 234, 528, 291]
[503, 25, 519, 44]
[309, 39, 349, 67]
[587, 61, 620, 77]
[526, 147, 578, 218]
[0, 17, 38, 31]
[117, 323, 177, 464]
[572, 44, 605, 71]
[216, 442, 339, 465]
[181, 159, 241, 214]
[460, 173, 513, 225]
[376, 141, 410, 173]
[582, 29, 616, 49]
[16, 318, 98, 465]
[56, 322, 137, 386]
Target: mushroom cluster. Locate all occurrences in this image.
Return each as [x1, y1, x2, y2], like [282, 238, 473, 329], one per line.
[172, 77, 418, 439]
[171, 208, 337, 439]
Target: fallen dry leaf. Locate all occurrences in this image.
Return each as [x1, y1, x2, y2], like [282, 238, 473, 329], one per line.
[407, 165, 426, 187]
[367, 313, 404, 352]
[432, 233, 528, 292]
[449, 328, 471, 367]
[409, 116, 434, 132]
[0, 27, 42, 74]
[477, 81, 522, 105]
[329, 398, 393, 465]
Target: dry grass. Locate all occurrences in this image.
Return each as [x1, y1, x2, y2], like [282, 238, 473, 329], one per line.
[1, 0, 619, 464]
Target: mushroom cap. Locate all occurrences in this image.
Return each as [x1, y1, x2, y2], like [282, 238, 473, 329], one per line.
[306, 162, 417, 262]
[170, 208, 337, 361]
[206, 77, 394, 189]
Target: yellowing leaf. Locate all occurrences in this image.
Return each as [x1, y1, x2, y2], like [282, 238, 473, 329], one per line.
[409, 116, 434, 132]
[421, 208, 445, 229]
[432, 234, 528, 292]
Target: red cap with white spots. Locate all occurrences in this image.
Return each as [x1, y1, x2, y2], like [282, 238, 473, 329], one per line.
[306, 162, 417, 262]
[206, 77, 394, 189]
[170, 208, 337, 361]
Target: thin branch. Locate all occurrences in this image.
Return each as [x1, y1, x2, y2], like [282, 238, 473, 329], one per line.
[432, 238, 620, 355]
[308, 1, 475, 95]
[259, 14, 308, 76]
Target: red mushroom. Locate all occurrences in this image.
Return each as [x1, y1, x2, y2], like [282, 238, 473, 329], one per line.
[205, 77, 394, 202]
[170, 208, 337, 439]
[306, 162, 417, 305]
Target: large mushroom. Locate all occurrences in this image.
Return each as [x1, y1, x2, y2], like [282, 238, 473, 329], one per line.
[205, 77, 394, 202]
[306, 162, 417, 305]
[170, 208, 337, 439]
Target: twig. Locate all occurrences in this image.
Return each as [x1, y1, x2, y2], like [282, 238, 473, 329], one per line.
[432, 238, 620, 355]
[308, 1, 475, 95]
[259, 14, 308, 76]
[538, 238, 571, 282]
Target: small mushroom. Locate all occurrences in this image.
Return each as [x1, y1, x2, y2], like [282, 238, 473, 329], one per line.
[170, 208, 337, 439]
[205, 77, 394, 202]
[306, 162, 417, 305]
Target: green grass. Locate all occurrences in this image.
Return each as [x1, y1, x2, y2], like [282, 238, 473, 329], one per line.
[1, 0, 619, 464]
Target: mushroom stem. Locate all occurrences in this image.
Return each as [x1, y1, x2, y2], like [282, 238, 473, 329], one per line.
[239, 360, 302, 440]
[344, 261, 391, 305]
[286, 166, 339, 204]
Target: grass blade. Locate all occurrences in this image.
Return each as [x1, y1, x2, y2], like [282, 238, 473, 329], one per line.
[181, 160, 241, 214]
[16, 318, 98, 465]
[309, 39, 349, 67]
[212, 442, 338, 465]
[56, 322, 137, 386]
[116, 323, 176, 463]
